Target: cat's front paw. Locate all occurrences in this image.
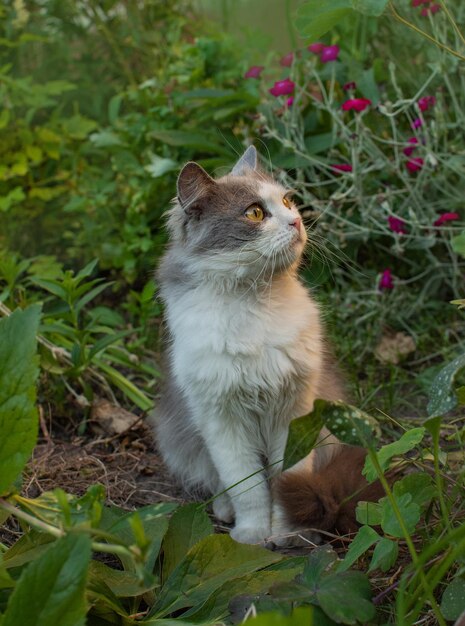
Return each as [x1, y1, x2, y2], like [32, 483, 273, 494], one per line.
[212, 493, 235, 524]
[230, 524, 270, 545]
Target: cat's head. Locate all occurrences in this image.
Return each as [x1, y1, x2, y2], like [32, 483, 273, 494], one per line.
[167, 146, 306, 281]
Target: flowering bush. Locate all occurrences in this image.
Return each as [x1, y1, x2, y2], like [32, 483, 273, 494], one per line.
[239, 10, 464, 354]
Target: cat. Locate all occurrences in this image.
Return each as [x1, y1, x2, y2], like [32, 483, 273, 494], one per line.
[273, 445, 386, 542]
[152, 146, 347, 544]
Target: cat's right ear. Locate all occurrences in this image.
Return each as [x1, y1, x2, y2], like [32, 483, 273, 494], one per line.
[177, 162, 215, 214]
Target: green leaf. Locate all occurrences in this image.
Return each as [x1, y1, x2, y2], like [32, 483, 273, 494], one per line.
[184, 569, 300, 622]
[0, 558, 14, 590]
[392, 473, 435, 508]
[88, 561, 156, 598]
[368, 537, 398, 573]
[356, 501, 383, 526]
[300, 545, 338, 587]
[0, 305, 41, 495]
[427, 353, 465, 417]
[150, 534, 282, 617]
[441, 577, 465, 620]
[2, 533, 91, 626]
[0, 187, 25, 212]
[363, 428, 426, 482]
[162, 504, 213, 581]
[338, 525, 380, 572]
[284, 411, 322, 469]
[317, 571, 375, 624]
[381, 493, 421, 537]
[451, 231, 465, 258]
[295, 0, 353, 41]
[320, 400, 379, 446]
[100, 503, 176, 572]
[350, 0, 388, 16]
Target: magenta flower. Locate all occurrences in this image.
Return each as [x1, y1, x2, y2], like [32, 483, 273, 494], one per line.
[403, 137, 419, 157]
[280, 52, 294, 67]
[331, 164, 353, 173]
[269, 78, 295, 97]
[308, 43, 325, 54]
[418, 95, 436, 112]
[286, 96, 294, 107]
[388, 216, 408, 234]
[411, 118, 423, 129]
[343, 81, 357, 91]
[320, 45, 340, 63]
[244, 66, 264, 79]
[341, 98, 372, 112]
[406, 157, 424, 173]
[434, 212, 460, 227]
[422, 3, 440, 14]
[379, 269, 394, 290]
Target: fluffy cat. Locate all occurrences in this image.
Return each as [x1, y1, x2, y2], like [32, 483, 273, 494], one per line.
[153, 146, 345, 544]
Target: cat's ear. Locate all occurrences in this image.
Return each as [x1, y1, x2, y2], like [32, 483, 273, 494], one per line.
[177, 162, 215, 210]
[231, 145, 257, 176]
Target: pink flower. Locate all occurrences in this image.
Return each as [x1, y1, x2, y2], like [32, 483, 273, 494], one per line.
[320, 45, 340, 63]
[280, 53, 294, 67]
[418, 95, 436, 111]
[434, 212, 460, 226]
[388, 216, 408, 234]
[341, 98, 372, 112]
[406, 157, 424, 172]
[343, 81, 357, 91]
[308, 43, 325, 54]
[244, 66, 264, 79]
[403, 137, 419, 157]
[269, 78, 295, 97]
[422, 3, 440, 14]
[331, 164, 353, 173]
[286, 96, 294, 107]
[411, 118, 423, 129]
[379, 269, 394, 290]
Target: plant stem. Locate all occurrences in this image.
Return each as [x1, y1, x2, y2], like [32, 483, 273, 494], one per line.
[389, 2, 465, 61]
[366, 450, 446, 626]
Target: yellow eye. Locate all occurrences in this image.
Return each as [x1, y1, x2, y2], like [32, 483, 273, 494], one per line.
[283, 195, 292, 209]
[245, 205, 265, 222]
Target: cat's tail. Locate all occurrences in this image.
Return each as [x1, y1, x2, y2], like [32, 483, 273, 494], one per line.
[273, 446, 387, 543]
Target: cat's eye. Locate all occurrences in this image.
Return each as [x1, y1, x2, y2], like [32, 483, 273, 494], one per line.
[282, 195, 292, 209]
[245, 205, 265, 222]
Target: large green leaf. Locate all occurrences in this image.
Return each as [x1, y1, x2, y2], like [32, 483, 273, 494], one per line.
[161, 503, 213, 581]
[2, 533, 91, 626]
[150, 534, 282, 618]
[363, 428, 425, 482]
[451, 231, 465, 258]
[427, 353, 465, 417]
[295, 0, 353, 41]
[317, 571, 375, 624]
[284, 411, 322, 469]
[0, 305, 41, 495]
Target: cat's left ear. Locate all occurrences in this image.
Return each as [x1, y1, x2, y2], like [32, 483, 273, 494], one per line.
[231, 145, 257, 176]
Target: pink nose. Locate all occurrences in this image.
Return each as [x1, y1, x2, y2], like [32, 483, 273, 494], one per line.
[290, 217, 301, 231]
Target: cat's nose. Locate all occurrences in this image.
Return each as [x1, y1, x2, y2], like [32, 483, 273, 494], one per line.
[290, 217, 301, 231]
